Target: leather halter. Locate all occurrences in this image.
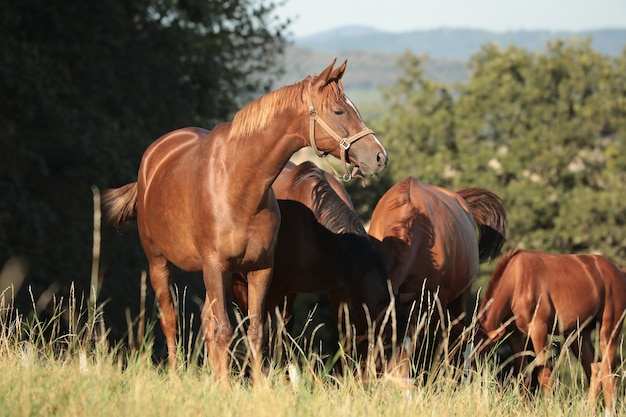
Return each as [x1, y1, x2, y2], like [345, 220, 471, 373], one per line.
[307, 82, 375, 181]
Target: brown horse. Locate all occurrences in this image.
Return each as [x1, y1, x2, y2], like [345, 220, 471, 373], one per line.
[476, 249, 626, 410]
[231, 160, 395, 349]
[367, 177, 507, 368]
[102, 60, 388, 382]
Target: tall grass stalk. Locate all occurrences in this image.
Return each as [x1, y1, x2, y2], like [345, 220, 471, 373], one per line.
[1, 285, 625, 416]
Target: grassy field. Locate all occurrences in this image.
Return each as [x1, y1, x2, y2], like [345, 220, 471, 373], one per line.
[1, 296, 625, 417]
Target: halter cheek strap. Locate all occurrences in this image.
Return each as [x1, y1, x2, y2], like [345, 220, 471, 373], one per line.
[307, 84, 374, 182]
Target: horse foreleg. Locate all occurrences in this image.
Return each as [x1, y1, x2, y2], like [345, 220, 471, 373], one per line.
[247, 266, 273, 384]
[328, 290, 350, 337]
[202, 267, 233, 385]
[147, 256, 177, 370]
[447, 291, 470, 367]
[528, 322, 553, 395]
[231, 275, 250, 315]
[507, 331, 532, 386]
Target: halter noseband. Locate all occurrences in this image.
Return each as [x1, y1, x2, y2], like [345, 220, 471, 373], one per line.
[307, 82, 374, 182]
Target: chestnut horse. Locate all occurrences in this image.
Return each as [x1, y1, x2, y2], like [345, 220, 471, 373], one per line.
[102, 60, 388, 382]
[476, 249, 626, 410]
[231, 161, 395, 348]
[368, 177, 507, 369]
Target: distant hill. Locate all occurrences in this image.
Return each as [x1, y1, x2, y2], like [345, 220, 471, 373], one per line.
[275, 26, 626, 119]
[276, 45, 468, 88]
[295, 26, 626, 60]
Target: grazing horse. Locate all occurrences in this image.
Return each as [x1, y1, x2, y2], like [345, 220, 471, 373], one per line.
[476, 249, 626, 410]
[367, 177, 507, 368]
[231, 160, 395, 349]
[102, 60, 388, 382]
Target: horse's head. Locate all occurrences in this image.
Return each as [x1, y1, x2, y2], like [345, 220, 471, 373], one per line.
[307, 59, 388, 180]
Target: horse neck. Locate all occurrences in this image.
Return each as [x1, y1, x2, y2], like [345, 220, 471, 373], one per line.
[478, 283, 513, 336]
[478, 250, 520, 333]
[224, 84, 309, 199]
[330, 233, 390, 312]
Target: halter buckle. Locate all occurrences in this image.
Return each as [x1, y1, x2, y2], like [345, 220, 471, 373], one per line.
[339, 138, 351, 150]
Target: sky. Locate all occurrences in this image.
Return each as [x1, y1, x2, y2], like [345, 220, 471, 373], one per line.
[277, 0, 626, 38]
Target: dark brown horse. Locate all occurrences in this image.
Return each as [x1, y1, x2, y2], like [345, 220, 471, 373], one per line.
[102, 60, 388, 382]
[231, 160, 395, 348]
[476, 249, 626, 410]
[367, 177, 507, 368]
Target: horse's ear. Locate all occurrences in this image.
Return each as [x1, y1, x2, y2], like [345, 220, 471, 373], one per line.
[330, 59, 347, 81]
[313, 58, 339, 90]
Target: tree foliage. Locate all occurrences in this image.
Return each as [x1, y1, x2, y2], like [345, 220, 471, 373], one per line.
[373, 40, 626, 272]
[0, 0, 289, 327]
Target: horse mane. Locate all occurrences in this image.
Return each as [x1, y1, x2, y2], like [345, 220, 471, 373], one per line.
[229, 74, 345, 141]
[229, 79, 306, 140]
[484, 249, 522, 301]
[293, 161, 366, 235]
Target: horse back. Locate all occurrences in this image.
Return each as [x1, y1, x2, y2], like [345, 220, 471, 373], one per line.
[139, 127, 211, 183]
[272, 161, 315, 203]
[491, 250, 625, 333]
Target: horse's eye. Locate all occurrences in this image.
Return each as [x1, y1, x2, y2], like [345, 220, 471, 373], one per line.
[333, 109, 345, 115]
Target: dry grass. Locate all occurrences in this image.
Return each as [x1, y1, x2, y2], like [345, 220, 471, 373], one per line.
[0, 289, 624, 417]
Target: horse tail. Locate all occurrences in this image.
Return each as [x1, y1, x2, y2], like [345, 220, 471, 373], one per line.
[456, 188, 508, 263]
[102, 182, 138, 229]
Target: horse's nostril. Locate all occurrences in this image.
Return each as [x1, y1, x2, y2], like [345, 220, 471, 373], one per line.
[377, 151, 388, 167]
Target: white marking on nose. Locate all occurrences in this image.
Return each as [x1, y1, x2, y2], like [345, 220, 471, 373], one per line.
[346, 96, 358, 115]
[372, 134, 384, 148]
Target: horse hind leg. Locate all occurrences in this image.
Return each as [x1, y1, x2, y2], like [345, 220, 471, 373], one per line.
[147, 256, 178, 370]
[566, 328, 609, 410]
[446, 291, 471, 368]
[505, 331, 533, 387]
[590, 318, 621, 411]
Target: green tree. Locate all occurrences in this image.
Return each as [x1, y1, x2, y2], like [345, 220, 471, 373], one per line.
[375, 39, 626, 276]
[0, 0, 289, 334]
[374, 52, 458, 188]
